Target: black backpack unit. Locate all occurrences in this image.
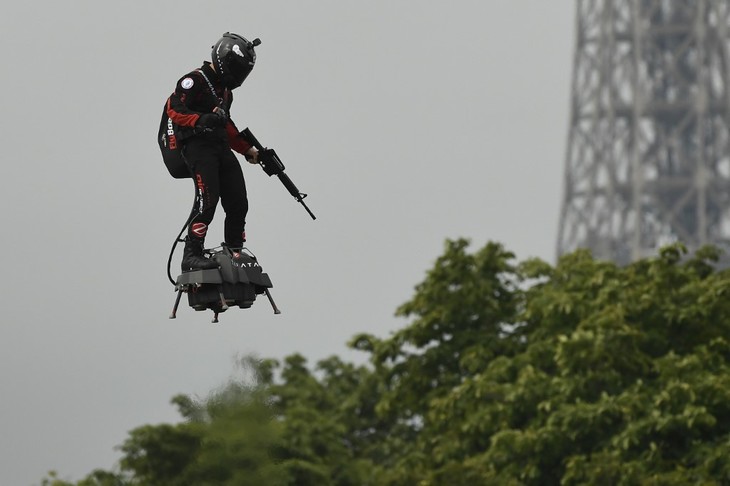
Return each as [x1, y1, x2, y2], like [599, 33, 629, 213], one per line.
[157, 106, 191, 179]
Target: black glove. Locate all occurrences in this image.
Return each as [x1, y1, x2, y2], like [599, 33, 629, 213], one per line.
[214, 107, 227, 120]
[197, 112, 226, 129]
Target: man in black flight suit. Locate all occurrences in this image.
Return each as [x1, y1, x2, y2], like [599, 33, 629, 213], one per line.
[165, 32, 261, 271]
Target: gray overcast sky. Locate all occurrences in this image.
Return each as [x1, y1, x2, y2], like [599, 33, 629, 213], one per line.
[0, 1, 574, 484]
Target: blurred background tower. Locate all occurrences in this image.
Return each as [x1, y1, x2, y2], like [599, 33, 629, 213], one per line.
[557, 1, 730, 265]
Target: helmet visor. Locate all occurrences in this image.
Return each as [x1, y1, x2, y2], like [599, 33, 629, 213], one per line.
[227, 60, 252, 88]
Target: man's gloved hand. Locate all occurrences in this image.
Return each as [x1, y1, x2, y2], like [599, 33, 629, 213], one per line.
[213, 106, 227, 120]
[197, 109, 227, 129]
[197, 113, 224, 129]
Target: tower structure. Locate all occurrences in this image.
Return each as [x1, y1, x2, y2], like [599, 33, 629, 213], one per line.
[557, 1, 730, 265]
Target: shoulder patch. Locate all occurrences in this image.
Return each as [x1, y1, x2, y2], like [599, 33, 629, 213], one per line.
[181, 77, 194, 89]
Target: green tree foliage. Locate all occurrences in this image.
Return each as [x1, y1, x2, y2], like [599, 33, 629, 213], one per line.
[362, 241, 730, 485]
[43, 240, 730, 485]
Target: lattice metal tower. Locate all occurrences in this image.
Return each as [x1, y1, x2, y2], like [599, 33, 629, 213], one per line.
[557, 1, 730, 265]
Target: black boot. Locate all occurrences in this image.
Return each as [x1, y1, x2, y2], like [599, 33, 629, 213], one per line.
[181, 237, 219, 272]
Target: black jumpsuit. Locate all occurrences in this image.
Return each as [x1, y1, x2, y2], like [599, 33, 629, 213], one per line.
[166, 61, 253, 248]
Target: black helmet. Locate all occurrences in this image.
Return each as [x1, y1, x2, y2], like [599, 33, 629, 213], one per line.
[211, 33, 260, 89]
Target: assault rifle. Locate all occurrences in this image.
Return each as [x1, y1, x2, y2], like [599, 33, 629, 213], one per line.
[241, 128, 316, 220]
